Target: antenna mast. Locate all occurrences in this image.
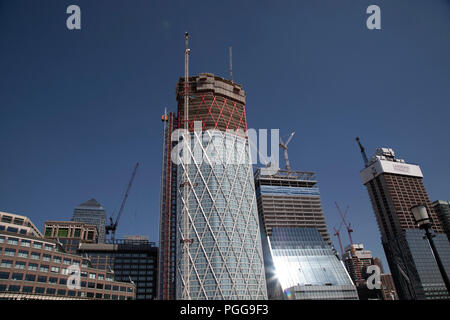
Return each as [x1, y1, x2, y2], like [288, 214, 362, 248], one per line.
[229, 46, 233, 82]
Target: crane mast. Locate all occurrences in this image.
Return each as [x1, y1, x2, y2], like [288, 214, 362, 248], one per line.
[105, 162, 139, 243]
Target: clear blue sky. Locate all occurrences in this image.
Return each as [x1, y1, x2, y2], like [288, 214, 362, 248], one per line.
[1, 0, 450, 272]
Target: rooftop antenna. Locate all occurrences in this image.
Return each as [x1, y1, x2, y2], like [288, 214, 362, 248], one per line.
[229, 46, 233, 82]
[355, 137, 368, 167]
[279, 131, 295, 171]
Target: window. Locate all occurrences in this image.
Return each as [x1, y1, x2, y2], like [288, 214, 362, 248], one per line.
[87, 231, 94, 240]
[57, 289, 66, 296]
[73, 229, 81, 238]
[87, 292, 94, 298]
[0, 272, 9, 280]
[0, 236, 4, 243]
[1, 215, 12, 223]
[23, 286, 33, 293]
[104, 294, 110, 299]
[95, 293, 102, 299]
[40, 265, 49, 273]
[105, 284, 111, 290]
[53, 256, 61, 264]
[1, 260, 13, 268]
[35, 287, 45, 294]
[19, 229, 27, 235]
[30, 252, 40, 260]
[61, 268, 68, 275]
[13, 217, 24, 225]
[8, 285, 20, 292]
[98, 274, 104, 281]
[72, 260, 80, 266]
[44, 244, 53, 251]
[63, 258, 71, 265]
[33, 242, 42, 249]
[28, 263, 38, 271]
[46, 288, 56, 295]
[21, 240, 31, 247]
[80, 271, 87, 278]
[59, 278, 67, 285]
[42, 254, 51, 262]
[51, 266, 59, 273]
[57, 228, 68, 237]
[4, 248, 16, 256]
[89, 273, 96, 280]
[113, 285, 118, 291]
[82, 261, 88, 268]
[112, 295, 118, 300]
[37, 276, 47, 283]
[88, 282, 95, 288]
[44, 228, 52, 237]
[49, 277, 58, 284]
[18, 250, 28, 258]
[11, 273, 23, 281]
[7, 237, 19, 245]
[25, 274, 36, 282]
[120, 287, 126, 292]
[68, 291, 76, 297]
[96, 283, 103, 289]
[14, 262, 26, 270]
[0, 285, 6, 292]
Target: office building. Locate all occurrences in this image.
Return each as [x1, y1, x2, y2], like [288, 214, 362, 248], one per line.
[166, 73, 267, 299]
[72, 199, 107, 243]
[358, 145, 450, 299]
[432, 200, 450, 241]
[78, 236, 158, 300]
[0, 213, 135, 300]
[255, 168, 358, 300]
[44, 221, 99, 254]
[0, 211, 42, 238]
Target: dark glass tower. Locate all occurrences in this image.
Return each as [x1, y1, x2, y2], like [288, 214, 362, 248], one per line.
[72, 199, 107, 243]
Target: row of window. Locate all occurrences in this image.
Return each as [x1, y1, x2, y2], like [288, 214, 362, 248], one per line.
[0, 283, 131, 299]
[0, 271, 131, 292]
[0, 236, 58, 252]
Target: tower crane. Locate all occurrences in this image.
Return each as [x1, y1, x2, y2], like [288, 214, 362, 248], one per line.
[105, 162, 139, 243]
[333, 208, 349, 259]
[335, 202, 363, 283]
[279, 131, 295, 171]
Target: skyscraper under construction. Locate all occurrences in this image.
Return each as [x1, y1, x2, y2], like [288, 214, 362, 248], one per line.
[158, 35, 267, 300]
[357, 141, 450, 299]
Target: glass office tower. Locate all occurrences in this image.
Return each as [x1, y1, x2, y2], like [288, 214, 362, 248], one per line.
[263, 227, 358, 300]
[72, 199, 107, 243]
[174, 73, 267, 300]
[255, 168, 358, 300]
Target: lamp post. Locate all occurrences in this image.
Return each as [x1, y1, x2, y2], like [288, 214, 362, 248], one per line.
[411, 204, 450, 295]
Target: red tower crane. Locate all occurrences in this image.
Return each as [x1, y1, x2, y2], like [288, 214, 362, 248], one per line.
[335, 202, 363, 283]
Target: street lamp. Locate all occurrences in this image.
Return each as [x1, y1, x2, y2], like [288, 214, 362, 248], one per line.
[410, 204, 450, 295]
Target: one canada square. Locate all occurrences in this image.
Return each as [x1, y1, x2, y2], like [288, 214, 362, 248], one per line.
[158, 39, 267, 299]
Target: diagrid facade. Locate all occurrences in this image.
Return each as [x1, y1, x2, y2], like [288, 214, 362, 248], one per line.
[174, 73, 267, 299]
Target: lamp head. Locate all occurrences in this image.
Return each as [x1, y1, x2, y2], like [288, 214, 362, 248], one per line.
[411, 204, 431, 229]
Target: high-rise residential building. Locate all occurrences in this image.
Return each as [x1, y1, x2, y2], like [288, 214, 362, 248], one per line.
[0, 213, 135, 300]
[358, 145, 450, 299]
[255, 168, 358, 300]
[43, 221, 99, 254]
[432, 200, 450, 241]
[159, 72, 267, 299]
[78, 236, 158, 300]
[342, 244, 376, 284]
[72, 199, 107, 243]
[342, 243, 398, 300]
[158, 111, 178, 300]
